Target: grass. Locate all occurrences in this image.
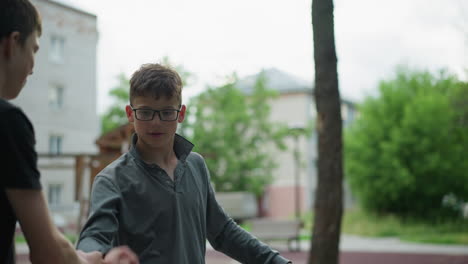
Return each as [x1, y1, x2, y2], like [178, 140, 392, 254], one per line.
[299, 208, 468, 245]
[15, 233, 77, 244]
[342, 208, 468, 245]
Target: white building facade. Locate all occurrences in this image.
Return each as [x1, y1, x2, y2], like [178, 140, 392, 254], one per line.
[11, 0, 99, 225]
[238, 68, 357, 219]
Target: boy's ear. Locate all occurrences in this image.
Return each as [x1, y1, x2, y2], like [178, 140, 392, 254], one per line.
[178, 105, 186, 123]
[125, 105, 134, 122]
[1, 32, 20, 59]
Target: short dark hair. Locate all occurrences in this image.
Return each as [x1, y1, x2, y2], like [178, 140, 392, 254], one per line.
[0, 0, 42, 45]
[130, 63, 183, 105]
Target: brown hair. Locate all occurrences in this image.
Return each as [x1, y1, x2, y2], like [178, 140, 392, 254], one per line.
[130, 63, 183, 105]
[0, 0, 42, 45]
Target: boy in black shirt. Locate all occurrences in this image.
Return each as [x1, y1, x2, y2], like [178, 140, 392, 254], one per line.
[0, 0, 138, 263]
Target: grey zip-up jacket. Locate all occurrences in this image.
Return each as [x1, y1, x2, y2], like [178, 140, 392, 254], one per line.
[77, 134, 291, 264]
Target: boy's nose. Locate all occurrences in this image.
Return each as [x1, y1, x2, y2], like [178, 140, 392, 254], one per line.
[150, 115, 162, 125]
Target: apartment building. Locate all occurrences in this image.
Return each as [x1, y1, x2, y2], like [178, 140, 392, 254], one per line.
[237, 68, 357, 219]
[11, 0, 98, 224]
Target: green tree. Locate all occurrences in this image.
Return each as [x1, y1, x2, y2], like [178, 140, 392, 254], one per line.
[181, 72, 292, 199]
[100, 57, 193, 134]
[101, 73, 130, 134]
[161, 56, 194, 87]
[345, 68, 468, 219]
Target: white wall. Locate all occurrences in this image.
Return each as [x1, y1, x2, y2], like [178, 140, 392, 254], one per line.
[11, 0, 99, 219]
[268, 92, 316, 210]
[267, 91, 357, 215]
[12, 0, 99, 154]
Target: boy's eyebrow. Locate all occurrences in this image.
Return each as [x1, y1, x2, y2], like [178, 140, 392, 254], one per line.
[135, 106, 179, 110]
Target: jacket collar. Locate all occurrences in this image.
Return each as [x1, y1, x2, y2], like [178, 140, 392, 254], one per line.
[129, 133, 194, 163]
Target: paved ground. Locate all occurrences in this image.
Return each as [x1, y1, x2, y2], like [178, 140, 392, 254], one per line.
[205, 235, 468, 264]
[205, 250, 468, 264]
[16, 235, 468, 263]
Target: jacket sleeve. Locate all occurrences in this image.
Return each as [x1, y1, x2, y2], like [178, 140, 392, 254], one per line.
[200, 158, 291, 264]
[76, 175, 121, 255]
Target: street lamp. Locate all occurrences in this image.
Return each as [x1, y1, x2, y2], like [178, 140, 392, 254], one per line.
[289, 125, 305, 221]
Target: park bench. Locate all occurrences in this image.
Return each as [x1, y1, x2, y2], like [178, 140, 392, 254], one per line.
[216, 192, 258, 221]
[248, 218, 302, 251]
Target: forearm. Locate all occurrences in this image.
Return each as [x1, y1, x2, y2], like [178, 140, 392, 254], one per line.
[32, 229, 114, 264]
[77, 234, 113, 254]
[29, 230, 82, 264]
[211, 219, 291, 264]
[6, 189, 88, 264]
[56, 231, 84, 264]
[76, 176, 121, 255]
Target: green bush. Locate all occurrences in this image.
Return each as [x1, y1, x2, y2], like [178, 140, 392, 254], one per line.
[345, 67, 468, 219]
[342, 208, 468, 245]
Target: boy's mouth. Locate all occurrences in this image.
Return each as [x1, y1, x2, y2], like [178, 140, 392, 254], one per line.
[148, 132, 164, 137]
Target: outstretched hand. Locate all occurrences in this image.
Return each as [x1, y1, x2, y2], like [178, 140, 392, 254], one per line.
[104, 246, 139, 264]
[77, 246, 139, 264]
[77, 250, 104, 264]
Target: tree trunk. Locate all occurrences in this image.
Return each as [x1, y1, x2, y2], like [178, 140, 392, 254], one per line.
[308, 0, 344, 263]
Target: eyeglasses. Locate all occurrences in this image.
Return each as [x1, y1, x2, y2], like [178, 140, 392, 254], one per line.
[130, 106, 181, 121]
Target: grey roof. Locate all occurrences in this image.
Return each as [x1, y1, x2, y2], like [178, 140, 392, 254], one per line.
[41, 0, 97, 17]
[236, 68, 356, 107]
[236, 68, 313, 95]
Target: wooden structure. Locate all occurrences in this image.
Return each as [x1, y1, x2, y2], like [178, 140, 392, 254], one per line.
[75, 123, 134, 230]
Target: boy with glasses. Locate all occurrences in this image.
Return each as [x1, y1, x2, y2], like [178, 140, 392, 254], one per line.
[77, 63, 293, 264]
[0, 0, 138, 263]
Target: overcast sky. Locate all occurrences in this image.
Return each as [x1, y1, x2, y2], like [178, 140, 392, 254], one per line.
[64, 0, 467, 113]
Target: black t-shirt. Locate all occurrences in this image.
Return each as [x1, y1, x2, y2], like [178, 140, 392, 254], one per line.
[0, 98, 41, 264]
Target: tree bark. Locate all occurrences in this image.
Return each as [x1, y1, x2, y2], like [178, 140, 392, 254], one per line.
[308, 0, 344, 263]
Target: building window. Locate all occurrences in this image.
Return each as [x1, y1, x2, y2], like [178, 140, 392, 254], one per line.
[50, 35, 65, 63]
[309, 101, 316, 119]
[49, 86, 64, 109]
[341, 104, 348, 123]
[347, 107, 355, 124]
[49, 135, 63, 155]
[48, 183, 62, 206]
